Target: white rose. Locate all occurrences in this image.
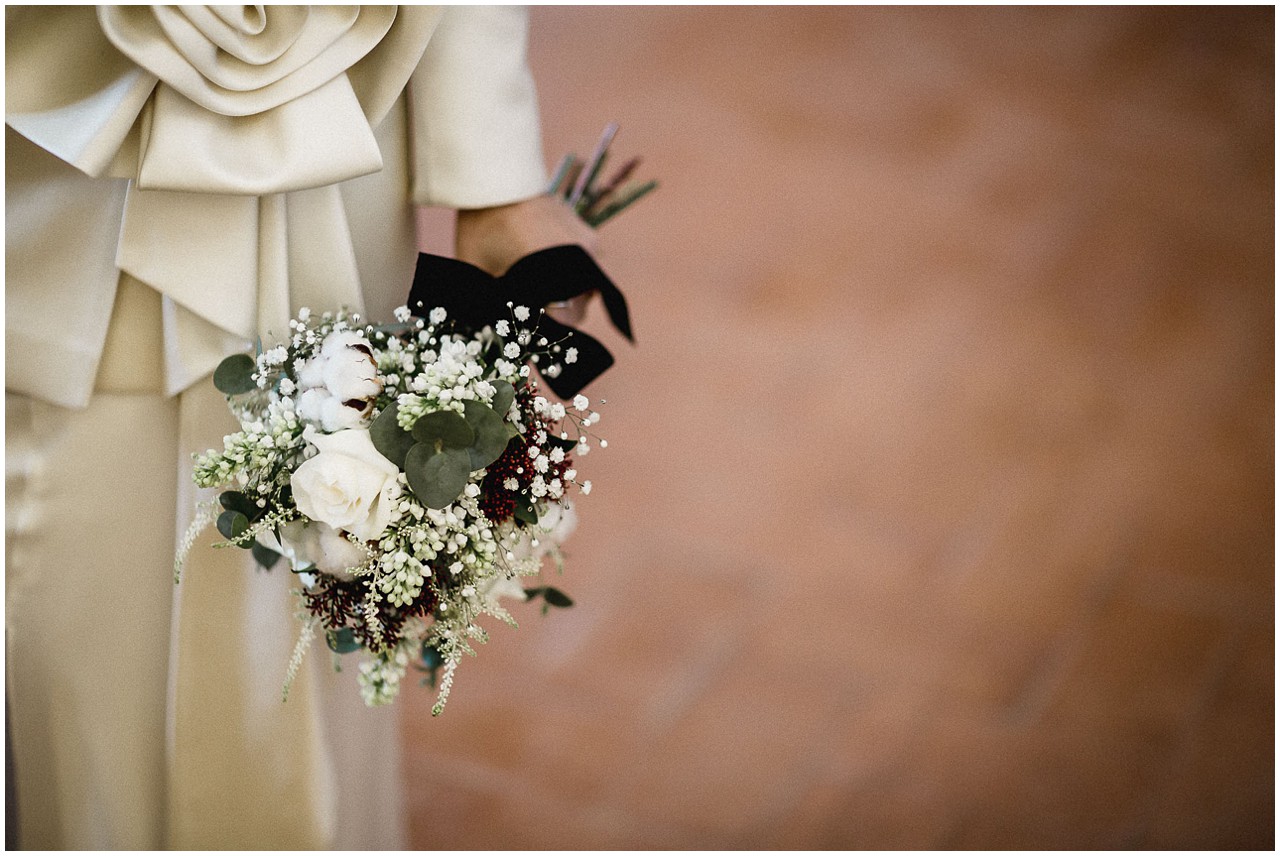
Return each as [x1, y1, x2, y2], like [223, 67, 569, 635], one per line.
[275, 520, 369, 581]
[291, 426, 399, 541]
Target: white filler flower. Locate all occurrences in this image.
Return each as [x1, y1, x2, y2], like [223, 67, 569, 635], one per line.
[292, 426, 399, 541]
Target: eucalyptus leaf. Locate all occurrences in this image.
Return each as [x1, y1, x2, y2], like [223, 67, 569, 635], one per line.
[217, 509, 250, 542]
[490, 380, 515, 416]
[463, 400, 510, 470]
[326, 627, 363, 654]
[542, 587, 574, 608]
[418, 643, 443, 686]
[213, 353, 257, 396]
[370, 403, 415, 468]
[412, 409, 474, 449]
[546, 433, 577, 453]
[513, 495, 538, 526]
[218, 490, 258, 520]
[251, 541, 282, 570]
[406, 445, 470, 509]
[524, 586, 574, 608]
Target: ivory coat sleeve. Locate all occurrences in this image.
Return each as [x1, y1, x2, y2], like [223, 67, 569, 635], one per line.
[409, 5, 548, 209]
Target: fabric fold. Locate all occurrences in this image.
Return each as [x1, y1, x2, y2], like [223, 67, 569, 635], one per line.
[118, 182, 367, 397]
[138, 75, 384, 195]
[10, 4, 429, 403]
[98, 5, 396, 117]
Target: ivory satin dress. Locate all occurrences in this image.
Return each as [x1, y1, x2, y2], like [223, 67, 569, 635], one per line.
[5, 6, 548, 848]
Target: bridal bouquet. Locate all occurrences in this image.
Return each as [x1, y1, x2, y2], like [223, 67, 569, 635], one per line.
[181, 247, 632, 715]
[180, 127, 646, 715]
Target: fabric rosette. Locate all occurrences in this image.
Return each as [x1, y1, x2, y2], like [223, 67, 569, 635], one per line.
[6, 5, 444, 400]
[9, 6, 440, 191]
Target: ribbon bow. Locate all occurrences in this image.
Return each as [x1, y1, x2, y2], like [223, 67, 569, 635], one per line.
[408, 245, 633, 399]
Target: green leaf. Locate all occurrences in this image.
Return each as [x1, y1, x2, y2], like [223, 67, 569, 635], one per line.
[412, 409, 474, 449]
[524, 586, 574, 608]
[546, 433, 577, 453]
[405, 445, 470, 509]
[371, 321, 413, 337]
[542, 586, 574, 608]
[213, 353, 257, 396]
[326, 627, 362, 654]
[490, 380, 516, 416]
[369, 403, 415, 469]
[418, 643, 443, 686]
[584, 179, 658, 227]
[218, 490, 259, 520]
[217, 509, 250, 542]
[463, 400, 510, 470]
[513, 495, 538, 526]
[251, 541, 282, 570]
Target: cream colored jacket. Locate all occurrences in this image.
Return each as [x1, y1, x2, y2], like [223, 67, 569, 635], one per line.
[6, 6, 548, 408]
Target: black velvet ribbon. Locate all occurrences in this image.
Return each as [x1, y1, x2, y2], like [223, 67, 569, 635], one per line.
[407, 244, 633, 399]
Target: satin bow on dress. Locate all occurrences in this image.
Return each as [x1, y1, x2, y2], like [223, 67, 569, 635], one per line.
[6, 5, 547, 408]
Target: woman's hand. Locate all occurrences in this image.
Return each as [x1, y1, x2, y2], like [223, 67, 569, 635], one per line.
[455, 195, 597, 324]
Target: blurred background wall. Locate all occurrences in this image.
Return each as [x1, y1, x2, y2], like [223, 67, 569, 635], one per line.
[403, 6, 1274, 848]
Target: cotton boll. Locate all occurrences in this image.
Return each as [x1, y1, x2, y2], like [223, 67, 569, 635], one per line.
[479, 573, 528, 608]
[318, 394, 369, 432]
[277, 520, 370, 581]
[537, 501, 577, 546]
[296, 356, 326, 390]
[321, 343, 381, 402]
[296, 387, 329, 425]
[294, 330, 382, 430]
